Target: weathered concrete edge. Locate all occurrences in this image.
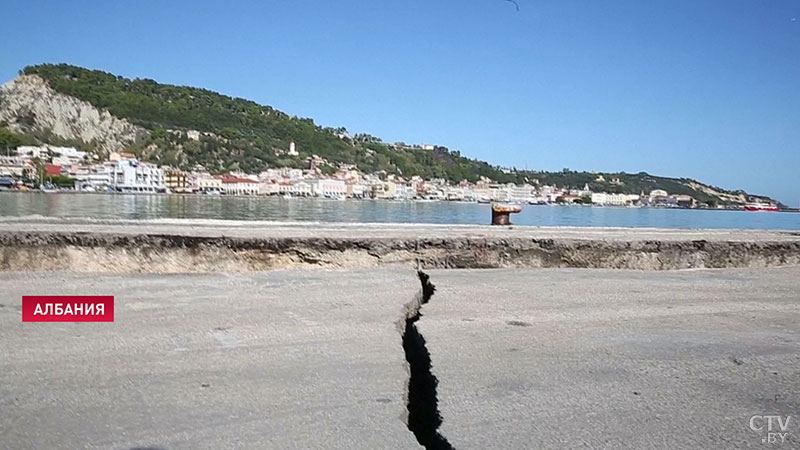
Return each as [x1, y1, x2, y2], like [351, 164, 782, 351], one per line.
[2, 230, 800, 272]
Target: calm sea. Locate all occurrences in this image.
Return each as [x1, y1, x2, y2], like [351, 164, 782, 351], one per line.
[0, 192, 798, 230]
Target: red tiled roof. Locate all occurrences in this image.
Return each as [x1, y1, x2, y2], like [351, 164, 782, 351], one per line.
[220, 175, 257, 184]
[44, 164, 61, 176]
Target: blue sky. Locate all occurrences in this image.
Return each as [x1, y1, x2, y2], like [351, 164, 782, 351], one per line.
[2, 0, 799, 204]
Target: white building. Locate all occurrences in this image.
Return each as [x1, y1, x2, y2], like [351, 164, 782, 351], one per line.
[570, 184, 593, 198]
[346, 182, 368, 198]
[591, 192, 630, 206]
[73, 163, 115, 191]
[221, 176, 260, 196]
[0, 156, 32, 177]
[196, 175, 224, 193]
[109, 159, 166, 193]
[509, 184, 535, 203]
[277, 181, 312, 197]
[649, 189, 668, 198]
[259, 181, 280, 196]
[309, 179, 346, 198]
[444, 186, 466, 201]
[16, 145, 88, 166]
[394, 183, 413, 200]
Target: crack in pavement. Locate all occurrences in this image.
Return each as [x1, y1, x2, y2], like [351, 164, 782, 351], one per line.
[399, 271, 455, 450]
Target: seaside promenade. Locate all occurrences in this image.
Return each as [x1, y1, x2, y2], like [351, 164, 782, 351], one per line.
[1, 220, 799, 449]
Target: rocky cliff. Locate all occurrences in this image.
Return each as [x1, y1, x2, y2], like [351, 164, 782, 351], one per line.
[0, 74, 147, 154]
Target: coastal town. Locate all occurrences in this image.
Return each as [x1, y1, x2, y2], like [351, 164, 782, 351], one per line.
[0, 142, 771, 209]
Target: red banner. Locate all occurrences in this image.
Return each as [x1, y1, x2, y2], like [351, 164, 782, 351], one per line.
[22, 296, 114, 322]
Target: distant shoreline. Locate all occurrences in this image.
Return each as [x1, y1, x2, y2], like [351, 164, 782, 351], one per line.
[2, 189, 797, 212]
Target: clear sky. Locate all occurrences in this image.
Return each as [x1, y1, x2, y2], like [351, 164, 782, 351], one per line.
[2, 0, 799, 204]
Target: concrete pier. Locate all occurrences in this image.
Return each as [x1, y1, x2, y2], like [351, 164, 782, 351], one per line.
[1, 267, 798, 449]
[1, 219, 799, 449]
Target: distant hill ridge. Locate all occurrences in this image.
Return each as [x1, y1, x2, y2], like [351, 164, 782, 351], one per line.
[0, 63, 779, 206]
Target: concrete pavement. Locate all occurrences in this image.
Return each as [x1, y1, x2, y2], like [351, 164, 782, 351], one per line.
[0, 268, 423, 450]
[422, 267, 800, 449]
[1, 266, 799, 449]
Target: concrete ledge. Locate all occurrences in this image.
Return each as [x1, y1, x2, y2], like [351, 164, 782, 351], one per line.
[1, 220, 799, 272]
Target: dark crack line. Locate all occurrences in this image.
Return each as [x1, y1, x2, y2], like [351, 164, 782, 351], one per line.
[401, 271, 455, 450]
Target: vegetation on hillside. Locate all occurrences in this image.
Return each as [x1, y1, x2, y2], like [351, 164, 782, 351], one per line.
[13, 64, 772, 205]
[0, 125, 36, 154]
[23, 64, 520, 182]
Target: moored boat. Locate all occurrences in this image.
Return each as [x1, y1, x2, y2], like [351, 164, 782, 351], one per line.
[744, 203, 779, 212]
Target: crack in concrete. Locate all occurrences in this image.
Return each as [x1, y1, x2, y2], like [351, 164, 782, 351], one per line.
[398, 271, 455, 450]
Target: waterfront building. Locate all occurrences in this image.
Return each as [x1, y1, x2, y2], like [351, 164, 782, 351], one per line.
[394, 183, 413, 200]
[165, 168, 189, 192]
[509, 184, 535, 203]
[196, 175, 224, 194]
[109, 159, 166, 193]
[570, 184, 593, 198]
[346, 182, 368, 199]
[591, 192, 630, 206]
[558, 194, 583, 204]
[373, 181, 395, 199]
[670, 194, 695, 207]
[72, 163, 113, 191]
[372, 180, 412, 200]
[490, 185, 510, 202]
[309, 178, 346, 198]
[44, 164, 62, 177]
[445, 186, 466, 201]
[276, 180, 312, 197]
[259, 181, 280, 196]
[0, 156, 33, 177]
[221, 175, 260, 196]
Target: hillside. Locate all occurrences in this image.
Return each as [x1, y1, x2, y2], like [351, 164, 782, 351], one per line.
[0, 63, 779, 206]
[14, 64, 509, 183]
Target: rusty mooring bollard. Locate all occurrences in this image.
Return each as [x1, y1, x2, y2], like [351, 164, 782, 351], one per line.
[491, 203, 522, 225]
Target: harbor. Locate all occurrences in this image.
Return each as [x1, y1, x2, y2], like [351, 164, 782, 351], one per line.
[2, 1, 798, 448]
[1, 192, 799, 230]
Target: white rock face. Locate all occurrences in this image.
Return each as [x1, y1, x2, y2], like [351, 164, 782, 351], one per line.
[0, 74, 148, 153]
